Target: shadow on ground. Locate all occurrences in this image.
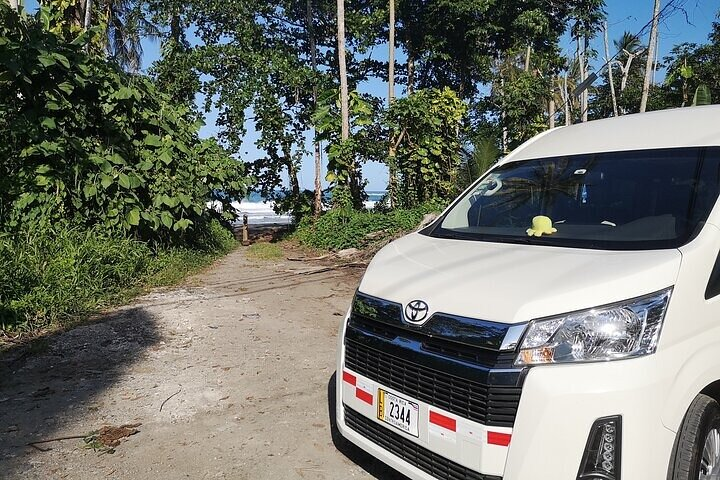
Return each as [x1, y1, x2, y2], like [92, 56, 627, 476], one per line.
[327, 372, 408, 480]
[0, 307, 160, 476]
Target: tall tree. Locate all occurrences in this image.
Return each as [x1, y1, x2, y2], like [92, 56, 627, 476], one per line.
[569, 0, 605, 122]
[603, 21, 618, 116]
[387, 0, 396, 206]
[337, 0, 349, 144]
[640, 0, 660, 112]
[306, 0, 323, 217]
[388, 0, 395, 104]
[334, 0, 362, 206]
[83, 0, 92, 30]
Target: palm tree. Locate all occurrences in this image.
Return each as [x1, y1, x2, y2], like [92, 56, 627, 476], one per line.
[103, 0, 159, 72]
[44, 0, 158, 72]
[613, 31, 645, 95]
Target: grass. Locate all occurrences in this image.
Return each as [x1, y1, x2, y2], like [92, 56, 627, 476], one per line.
[246, 242, 284, 261]
[0, 220, 237, 338]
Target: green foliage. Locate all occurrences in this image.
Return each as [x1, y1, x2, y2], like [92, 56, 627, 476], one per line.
[314, 89, 384, 207]
[386, 88, 467, 208]
[294, 203, 443, 250]
[663, 24, 720, 109]
[0, 220, 235, 331]
[0, 6, 249, 241]
[457, 137, 500, 191]
[493, 69, 551, 148]
[0, 225, 149, 330]
[693, 85, 712, 106]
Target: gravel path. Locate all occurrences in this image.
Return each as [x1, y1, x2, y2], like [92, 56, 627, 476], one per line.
[0, 246, 405, 480]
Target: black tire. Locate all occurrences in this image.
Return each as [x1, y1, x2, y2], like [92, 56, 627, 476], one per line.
[668, 394, 720, 480]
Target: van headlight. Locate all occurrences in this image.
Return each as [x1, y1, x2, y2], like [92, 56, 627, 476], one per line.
[515, 288, 672, 366]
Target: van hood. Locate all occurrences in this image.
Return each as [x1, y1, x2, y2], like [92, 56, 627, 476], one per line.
[358, 233, 681, 324]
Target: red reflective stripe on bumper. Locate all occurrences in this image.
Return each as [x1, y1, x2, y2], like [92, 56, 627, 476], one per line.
[487, 431, 511, 446]
[342, 371, 356, 386]
[429, 411, 456, 432]
[356, 388, 373, 405]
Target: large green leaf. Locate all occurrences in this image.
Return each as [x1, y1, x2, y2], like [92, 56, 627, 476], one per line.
[126, 208, 141, 226]
[38, 53, 55, 68]
[160, 211, 174, 228]
[693, 85, 712, 107]
[118, 173, 131, 189]
[144, 134, 163, 147]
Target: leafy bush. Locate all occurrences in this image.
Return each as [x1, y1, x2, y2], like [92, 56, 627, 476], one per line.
[0, 6, 249, 242]
[0, 220, 235, 332]
[294, 203, 443, 250]
[385, 88, 468, 208]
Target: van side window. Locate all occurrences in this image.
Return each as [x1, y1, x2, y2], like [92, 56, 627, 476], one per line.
[705, 251, 720, 299]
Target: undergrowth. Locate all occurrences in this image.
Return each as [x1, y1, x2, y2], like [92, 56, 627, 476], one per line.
[0, 220, 236, 334]
[293, 202, 444, 250]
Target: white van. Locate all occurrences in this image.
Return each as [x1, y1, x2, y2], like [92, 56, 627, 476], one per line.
[334, 106, 720, 480]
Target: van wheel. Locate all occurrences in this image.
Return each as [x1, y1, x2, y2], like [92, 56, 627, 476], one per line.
[668, 394, 720, 480]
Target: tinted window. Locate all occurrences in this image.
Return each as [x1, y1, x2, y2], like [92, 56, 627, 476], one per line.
[431, 148, 720, 250]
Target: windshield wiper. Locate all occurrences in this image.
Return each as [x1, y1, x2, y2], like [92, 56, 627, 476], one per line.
[431, 230, 536, 245]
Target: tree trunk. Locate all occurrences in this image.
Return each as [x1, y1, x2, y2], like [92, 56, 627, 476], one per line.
[282, 141, 301, 201]
[336, 0, 358, 204]
[170, 11, 181, 43]
[388, 0, 395, 104]
[387, 0, 396, 207]
[681, 58, 689, 107]
[83, 0, 93, 30]
[524, 45, 531, 72]
[640, 0, 661, 113]
[337, 0, 349, 142]
[577, 36, 588, 122]
[549, 95, 556, 129]
[563, 74, 571, 126]
[653, 35, 659, 85]
[407, 54, 415, 94]
[307, 0, 323, 217]
[499, 67, 508, 153]
[604, 22, 619, 117]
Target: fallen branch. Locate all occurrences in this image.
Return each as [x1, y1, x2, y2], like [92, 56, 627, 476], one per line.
[27, 434, 88, 452]
[286, 254, 330, 261]
[160, 389, 181, 412]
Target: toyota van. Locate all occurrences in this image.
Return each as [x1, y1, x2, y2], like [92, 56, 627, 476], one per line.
[335, 106, 720, 480]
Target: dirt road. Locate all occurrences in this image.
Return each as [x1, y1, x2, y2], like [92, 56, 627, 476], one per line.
[0, 245, 405, 480]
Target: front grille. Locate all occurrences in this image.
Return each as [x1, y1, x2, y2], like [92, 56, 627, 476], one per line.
[344, 405, 502, 480]
[345, 338, 521, 427]
[350, 315, 507, 367]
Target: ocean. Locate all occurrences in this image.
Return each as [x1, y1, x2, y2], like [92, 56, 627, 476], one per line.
[222, 191, 387, 226]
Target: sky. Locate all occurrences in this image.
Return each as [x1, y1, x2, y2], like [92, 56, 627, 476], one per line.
[23, 0, 720, 191]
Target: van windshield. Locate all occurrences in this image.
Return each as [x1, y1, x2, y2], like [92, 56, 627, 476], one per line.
[430, 147, 720, 250]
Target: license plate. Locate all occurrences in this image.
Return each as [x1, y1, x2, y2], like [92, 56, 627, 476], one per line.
[377, 389, 419, 437]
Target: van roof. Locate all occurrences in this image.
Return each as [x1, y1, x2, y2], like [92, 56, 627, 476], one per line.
[506, 105, 720, 163]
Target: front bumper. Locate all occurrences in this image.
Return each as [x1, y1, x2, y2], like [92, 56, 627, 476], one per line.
[337, 330, 678, 480]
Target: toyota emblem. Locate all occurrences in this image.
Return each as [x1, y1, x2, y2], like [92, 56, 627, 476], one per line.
[404, 300, 430, 324]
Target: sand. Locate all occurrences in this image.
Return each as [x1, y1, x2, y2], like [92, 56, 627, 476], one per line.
[0, 243, 405, 480]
